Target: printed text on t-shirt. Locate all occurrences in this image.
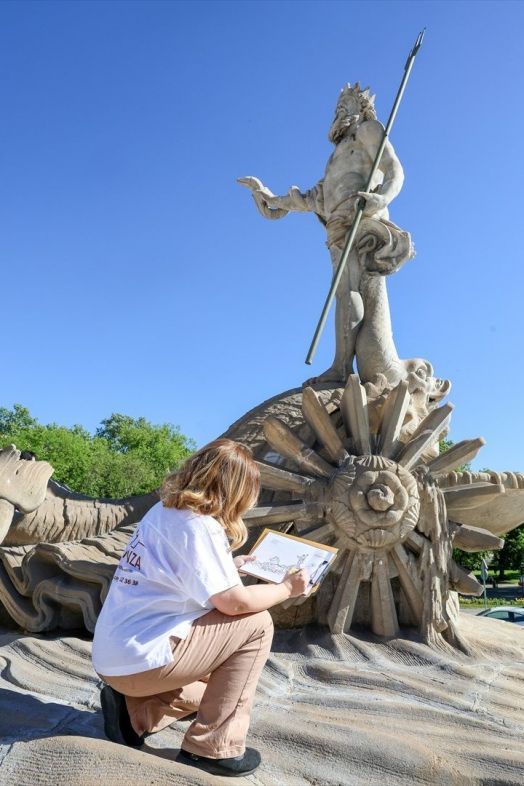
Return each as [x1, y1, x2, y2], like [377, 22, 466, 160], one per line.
[118, 530, 145, 573]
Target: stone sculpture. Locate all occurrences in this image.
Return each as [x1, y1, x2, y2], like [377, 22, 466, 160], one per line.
[0, 446, 156, 547]
[2, 70, 523, 786]
[0, 445, 157, 632]
[239, 83, 432, 390]
[233, 83, 524, 650]
[225, 381, 517, 652]
[0, 83, 523, 654]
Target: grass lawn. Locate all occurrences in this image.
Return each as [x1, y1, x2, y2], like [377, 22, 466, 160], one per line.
[459, 597, 524, 608]
[475, 569, 521, 582]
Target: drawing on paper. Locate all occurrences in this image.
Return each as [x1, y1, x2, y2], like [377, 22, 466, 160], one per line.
[251, 553, 307, 578]
[241, 529, 337, 587]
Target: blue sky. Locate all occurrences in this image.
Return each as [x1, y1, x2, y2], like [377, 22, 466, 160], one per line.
[1, 0, 523, 472]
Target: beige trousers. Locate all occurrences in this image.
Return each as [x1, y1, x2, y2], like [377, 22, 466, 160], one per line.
[98, 608, 274, 759]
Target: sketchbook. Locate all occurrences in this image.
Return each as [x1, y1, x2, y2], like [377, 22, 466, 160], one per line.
[241, 528, 338, 595]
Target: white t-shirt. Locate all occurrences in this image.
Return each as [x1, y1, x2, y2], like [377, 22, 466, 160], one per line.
[91, 503, 241, 676]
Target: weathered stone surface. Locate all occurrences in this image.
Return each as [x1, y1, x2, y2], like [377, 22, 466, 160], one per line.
[449, 523, 504, 553]
[0, 525, 136, 632]
[438, 471, 524, 535]
[0, 445, 53, 515]
[1, 615, 523, 785]
[3, 476, 157, 547]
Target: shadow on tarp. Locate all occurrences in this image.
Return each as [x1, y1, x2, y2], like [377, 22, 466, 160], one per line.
[0, 687, 100, 745]
[139, 741, 182, 763]
[270, 621, 426, 654]
[0, 686, 191, 765]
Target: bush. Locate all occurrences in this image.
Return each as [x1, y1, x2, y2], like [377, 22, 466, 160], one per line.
[0, 404, 195, 497]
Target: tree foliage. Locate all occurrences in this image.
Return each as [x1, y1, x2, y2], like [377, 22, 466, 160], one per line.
[0, 404, 195, 498]
[452, 526, 524, 578]
[491, 526, 524, 579]
[452, 548, 491, 573]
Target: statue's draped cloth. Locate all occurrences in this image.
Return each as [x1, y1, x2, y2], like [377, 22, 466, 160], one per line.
[325, 198, 414, 276]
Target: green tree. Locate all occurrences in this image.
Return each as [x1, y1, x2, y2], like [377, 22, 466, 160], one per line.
[0, 404, 195, 497]
[0, 403, 37, 433]
[454, 525, 524, 579]
[451, 548, 491, 573]
[491, 525, 524, 580]
[95, 413, 197, 495]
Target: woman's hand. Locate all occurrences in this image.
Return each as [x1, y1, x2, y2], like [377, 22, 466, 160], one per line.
[211, 566, 310, 615]
[283, 568, 309, 597]
[233, 554, 256, 572]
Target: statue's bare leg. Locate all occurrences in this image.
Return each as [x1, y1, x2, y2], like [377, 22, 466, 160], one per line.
[335, 287, 364, 376]
[304, 248, 363, 386]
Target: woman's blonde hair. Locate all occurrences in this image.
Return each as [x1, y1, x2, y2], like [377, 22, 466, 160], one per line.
[160, 438, 260, 550]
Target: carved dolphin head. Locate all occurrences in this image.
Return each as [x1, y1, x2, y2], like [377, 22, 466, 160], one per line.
[0, 445, 53, 543]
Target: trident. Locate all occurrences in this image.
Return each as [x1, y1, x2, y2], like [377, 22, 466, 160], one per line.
[305, 29, 426, 366]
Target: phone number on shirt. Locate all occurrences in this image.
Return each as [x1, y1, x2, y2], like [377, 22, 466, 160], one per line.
[113, 575, 139, 587]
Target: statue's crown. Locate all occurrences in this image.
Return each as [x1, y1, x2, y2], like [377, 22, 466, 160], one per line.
[337, 82, 376, 108]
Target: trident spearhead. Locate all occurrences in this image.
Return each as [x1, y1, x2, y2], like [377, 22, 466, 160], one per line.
[414, 28, 426, 50]
[405, 28, 426, 68]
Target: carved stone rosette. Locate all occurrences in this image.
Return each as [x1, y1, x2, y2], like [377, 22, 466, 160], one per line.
[329, 456, 419, 551]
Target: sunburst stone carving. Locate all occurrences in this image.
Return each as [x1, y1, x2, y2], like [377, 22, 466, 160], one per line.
[243, 375, 509, 651]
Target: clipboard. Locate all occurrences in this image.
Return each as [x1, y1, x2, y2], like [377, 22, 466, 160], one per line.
[241, 528, 338, 595]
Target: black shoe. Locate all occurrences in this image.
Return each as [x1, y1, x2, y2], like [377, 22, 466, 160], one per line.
[175, 747, 261, 777]
[100, 684, 145, 747]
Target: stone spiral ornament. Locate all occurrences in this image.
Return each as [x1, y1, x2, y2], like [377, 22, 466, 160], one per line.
[329, 456, 419, 549]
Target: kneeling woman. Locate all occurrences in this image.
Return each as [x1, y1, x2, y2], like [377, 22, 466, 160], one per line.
[92, 438, 308, 778]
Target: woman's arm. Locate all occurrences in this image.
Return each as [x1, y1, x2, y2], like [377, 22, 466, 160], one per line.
[210, 569, 309, 616]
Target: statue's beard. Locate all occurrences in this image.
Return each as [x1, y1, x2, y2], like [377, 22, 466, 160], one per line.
[328, 113, 360, 144]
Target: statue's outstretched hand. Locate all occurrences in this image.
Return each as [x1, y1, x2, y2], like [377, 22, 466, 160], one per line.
[356, 191, 388, 216]
[237, 176, 289, 220]
[237, 175, 268, 193]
